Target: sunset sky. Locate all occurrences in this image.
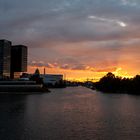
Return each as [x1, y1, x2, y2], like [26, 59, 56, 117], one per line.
[0, 0, 140, 81]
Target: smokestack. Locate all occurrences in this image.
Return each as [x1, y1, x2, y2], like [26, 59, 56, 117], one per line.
[44, 67, 46, 75]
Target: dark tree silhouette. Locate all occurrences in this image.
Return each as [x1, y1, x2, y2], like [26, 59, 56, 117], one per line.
[95, 72, 140, 94]
[30, 68, 43, 84]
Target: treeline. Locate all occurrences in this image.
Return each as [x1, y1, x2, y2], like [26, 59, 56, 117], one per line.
[95, 72, 140, 94]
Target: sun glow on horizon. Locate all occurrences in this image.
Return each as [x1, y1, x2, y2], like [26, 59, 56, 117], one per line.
[28, 65, 134, 82]
[113, 67, 133, 78]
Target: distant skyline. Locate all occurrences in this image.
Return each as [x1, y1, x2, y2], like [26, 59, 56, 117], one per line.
[0, 0, 140, 81]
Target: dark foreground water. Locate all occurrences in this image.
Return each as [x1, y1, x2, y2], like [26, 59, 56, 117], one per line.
[0, 87, 140, 140]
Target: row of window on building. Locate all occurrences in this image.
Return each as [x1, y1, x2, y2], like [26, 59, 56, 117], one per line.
[0, 39, 27, 79]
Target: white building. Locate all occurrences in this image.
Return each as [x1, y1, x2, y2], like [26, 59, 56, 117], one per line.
[41, 74, 63, 86]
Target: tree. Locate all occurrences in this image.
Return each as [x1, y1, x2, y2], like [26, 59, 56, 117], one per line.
[34, 68, 40, 75]
[30, 68, 43, 84]
[95, 72, 140, 94]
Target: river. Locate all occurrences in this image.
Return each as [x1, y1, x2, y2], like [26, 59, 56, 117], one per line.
[0, 86, 140, 140]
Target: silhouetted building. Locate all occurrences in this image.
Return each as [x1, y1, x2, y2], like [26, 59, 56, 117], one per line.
[0, 40, 11, 79]
[41, 74, 63, 86]
[11, 45, 27, 79]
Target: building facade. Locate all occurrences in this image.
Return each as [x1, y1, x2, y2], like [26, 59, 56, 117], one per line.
[0, 40, 11, 78]
[41, 74, 63, 86]
[11, 45, 28, 79]
[0, 39, 28, 79]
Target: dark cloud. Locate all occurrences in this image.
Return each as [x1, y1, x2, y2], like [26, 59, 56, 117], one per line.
[0, 0, 140, 75]
[1, 0, 140, 44]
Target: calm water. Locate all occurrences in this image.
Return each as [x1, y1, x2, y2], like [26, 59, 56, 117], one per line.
[0, 87, 140, 140]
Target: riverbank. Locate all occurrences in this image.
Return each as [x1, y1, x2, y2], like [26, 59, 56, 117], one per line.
[0, 81, 50, 94]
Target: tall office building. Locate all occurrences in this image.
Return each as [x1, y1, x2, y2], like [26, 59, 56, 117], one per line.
[0, 39, 28, 79]
[11, 45, 28, 79]
[0, 40, 11, 78]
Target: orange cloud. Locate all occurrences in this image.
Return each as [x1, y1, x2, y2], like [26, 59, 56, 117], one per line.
[28, 64, 133, 82]
[28, 40, 140, 81]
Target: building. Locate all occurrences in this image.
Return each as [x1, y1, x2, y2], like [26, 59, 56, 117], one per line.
[11, 45, 28, 79]
[0, 40, 11, 79]
[41, 74, 63, 86]
[0, 39, 28, 79]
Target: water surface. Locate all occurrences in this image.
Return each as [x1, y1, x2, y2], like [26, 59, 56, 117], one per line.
[0, 87, 140, 140]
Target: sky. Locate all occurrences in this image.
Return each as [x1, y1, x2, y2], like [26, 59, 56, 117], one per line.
[0, 0, 140, 81]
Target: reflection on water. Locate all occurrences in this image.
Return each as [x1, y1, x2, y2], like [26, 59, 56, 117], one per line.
[0, 87, 140, 140]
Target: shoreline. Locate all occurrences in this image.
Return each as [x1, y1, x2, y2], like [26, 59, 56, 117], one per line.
[0, 91, 50, 95]
[0, 84, 50, 94]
